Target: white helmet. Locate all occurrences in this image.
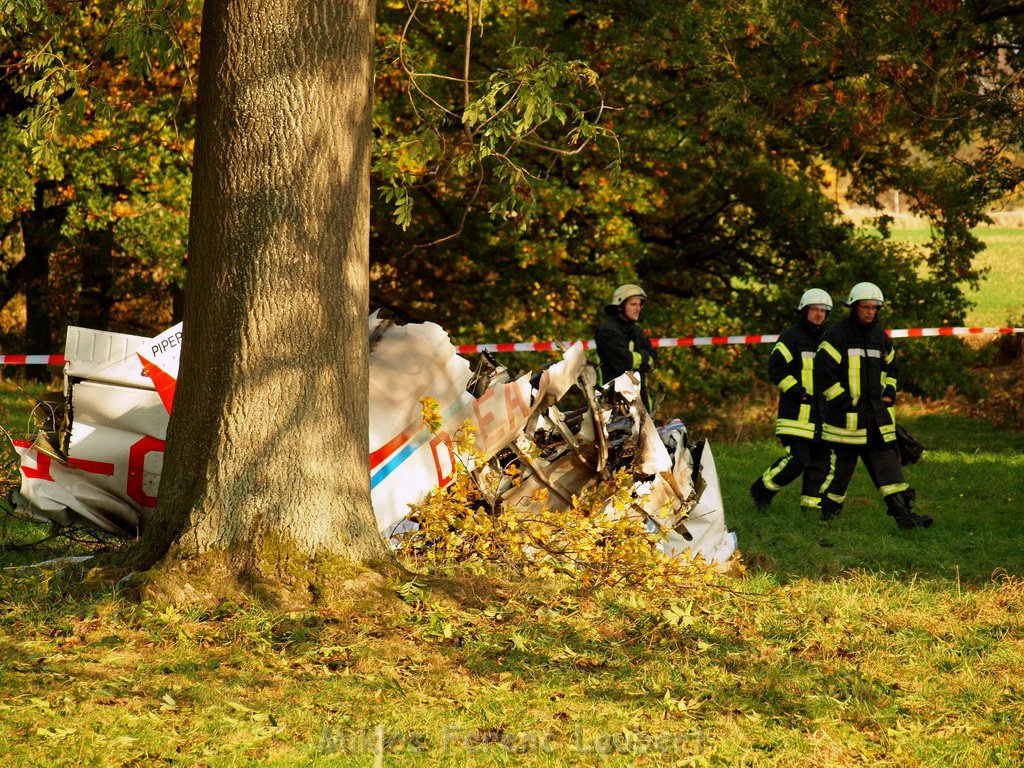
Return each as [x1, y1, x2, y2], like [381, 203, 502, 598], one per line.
[844, 281, 885, 306]
[797, 288, 833, 311]
[610, 284, 647, 306]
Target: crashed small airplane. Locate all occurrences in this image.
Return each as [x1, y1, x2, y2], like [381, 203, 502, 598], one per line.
[11, 317, 736, 565]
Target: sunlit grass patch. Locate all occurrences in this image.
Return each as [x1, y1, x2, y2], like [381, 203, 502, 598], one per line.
[882, 227, 1024, 327]
[3, 546, 1024, 766]
[0, 277, 1023, 766]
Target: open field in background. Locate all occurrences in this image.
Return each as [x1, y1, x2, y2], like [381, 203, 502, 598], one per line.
[960, 229, 1024, 327]
[886, 227, 1024, 328]
[854, 222, 1024, 327]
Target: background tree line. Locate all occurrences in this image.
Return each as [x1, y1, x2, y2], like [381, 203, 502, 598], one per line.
[2, 0, 1022, 409]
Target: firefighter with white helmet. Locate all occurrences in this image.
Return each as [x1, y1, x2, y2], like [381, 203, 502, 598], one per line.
[595, 283, 657, 411]
[750, 288, 834, 512]
[845, 281, 885, 305]
[814, 281, 932, 529]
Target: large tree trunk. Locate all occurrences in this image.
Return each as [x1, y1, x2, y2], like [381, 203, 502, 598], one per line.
[135, 0, 393, 604]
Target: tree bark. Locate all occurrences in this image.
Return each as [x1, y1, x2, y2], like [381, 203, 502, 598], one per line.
[135, 0, 394, 604]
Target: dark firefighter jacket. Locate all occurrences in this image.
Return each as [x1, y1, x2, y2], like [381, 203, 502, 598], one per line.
[595, 309, 657, 406]
[768, 320, 825, 440]
[815, 312, 898, 445]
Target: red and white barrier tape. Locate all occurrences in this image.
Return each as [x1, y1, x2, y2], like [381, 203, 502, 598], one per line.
[887, 326, 1024, 339]
[0, 355, 65, 365]
[0, 326, 1021, 363]
[455, 326, 1024, 354]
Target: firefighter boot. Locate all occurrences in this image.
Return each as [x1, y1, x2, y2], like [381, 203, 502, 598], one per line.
[886, 490, 932, 530]
[820, 497, 843, 523]
[749, 478, 776, 512]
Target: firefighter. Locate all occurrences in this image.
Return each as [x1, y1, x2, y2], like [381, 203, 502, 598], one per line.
[814, 282, 932, 529]
[595, 284, 657, 411]
[750, 288, 834, 512]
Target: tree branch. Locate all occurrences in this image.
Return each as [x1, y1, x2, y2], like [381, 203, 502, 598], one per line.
[972, 3, 1024, 23]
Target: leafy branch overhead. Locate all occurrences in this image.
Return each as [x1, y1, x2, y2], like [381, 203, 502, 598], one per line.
[376, 1, 617, 227]
[3, 0, 197, 173]
[2, 0, 1024, 408]
[1, 0, 198, 337]
[370, 0, 1024, 408]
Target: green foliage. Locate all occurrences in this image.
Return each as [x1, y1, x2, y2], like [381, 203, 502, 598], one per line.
[2, 0, 1022, 402]
[893, 337, 984, 400]
[0, 123, 34, 221]
[1, 0, 197, 338]
[3, 0, 194, 173]
[370, 0, 1024, 403]
[374, 8, 612, 227]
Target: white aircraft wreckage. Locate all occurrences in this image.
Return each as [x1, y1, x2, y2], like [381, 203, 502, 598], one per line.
[11, 317, 736, 565]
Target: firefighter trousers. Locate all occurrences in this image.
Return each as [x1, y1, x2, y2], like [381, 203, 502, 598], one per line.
[759, 436, 832, 509]
[820, 437, 909, 510]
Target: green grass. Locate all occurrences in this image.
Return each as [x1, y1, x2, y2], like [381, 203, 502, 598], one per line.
[3, 310, 1024, 765]
[2, 402, 1024, 766]
[716, 411, 1024, 583]
[884, 227, 1024, 327]
[966, 229, 1024, 327]
[3, 552, 1024, 766]
[0, 377, 53, 436]
[0, 378, 67, 567]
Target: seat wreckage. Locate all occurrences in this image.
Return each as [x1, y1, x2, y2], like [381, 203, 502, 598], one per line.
[10, 317, 736, 565]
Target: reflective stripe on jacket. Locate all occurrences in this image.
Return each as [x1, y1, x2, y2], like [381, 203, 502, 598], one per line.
[815, 314, 898, 445]
[768, 322, 822, 439]
[595, 310, 657, 409]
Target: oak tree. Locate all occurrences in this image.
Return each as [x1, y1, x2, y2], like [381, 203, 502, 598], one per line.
[131, 0, 394, 604]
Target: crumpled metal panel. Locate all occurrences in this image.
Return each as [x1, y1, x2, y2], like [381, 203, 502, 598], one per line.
[486, 370, 735, 564]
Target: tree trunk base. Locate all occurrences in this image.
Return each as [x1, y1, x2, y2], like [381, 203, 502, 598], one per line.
[137, 540, 403, 611]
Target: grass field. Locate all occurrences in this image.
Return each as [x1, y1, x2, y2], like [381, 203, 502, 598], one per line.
[1, 231, 1023, 766]
[963, 229, 1024, 327]
[2, 391, 1024, 765]
[717, 410, 1024, 583]
[886, 227, 1024, 327]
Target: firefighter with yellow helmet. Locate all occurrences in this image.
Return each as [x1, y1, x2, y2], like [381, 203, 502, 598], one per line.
[750, 288, 834, 512]
[814, 282, 932, 529]
[595, 283, 657, 411]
